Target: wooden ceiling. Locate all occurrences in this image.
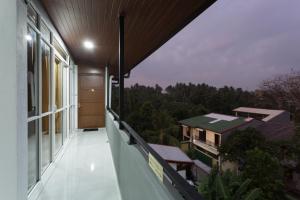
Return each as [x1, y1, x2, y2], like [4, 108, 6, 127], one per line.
[41, 0, 216, 75]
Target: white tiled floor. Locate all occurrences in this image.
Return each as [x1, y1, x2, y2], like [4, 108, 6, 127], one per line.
[36, 129, 122, 200]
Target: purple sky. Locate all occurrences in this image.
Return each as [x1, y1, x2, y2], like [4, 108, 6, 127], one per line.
[125, 0, 300, 90]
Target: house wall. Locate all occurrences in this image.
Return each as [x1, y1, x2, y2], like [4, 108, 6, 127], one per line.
[0, 0, 27, 199]
[182, 126, 186, 135]
[192, 166, 209, 183]
[268, 111, 290, 123]
[206, 130, 217, 144]
[192, 128, 199, 138]
[221, 161, 238, 173]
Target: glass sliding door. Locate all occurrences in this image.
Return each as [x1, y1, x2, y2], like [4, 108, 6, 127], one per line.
[27, 27, 38, 117]
[28, 120, 39, 191]
[26, 2, 72, 192]
[55, 111, 63, 154]
[41, 115, 51, 172]
[27, 26, 39, 192]
[55, 58, 63, 109]
[63, 109, 67, 142]
[41, 41, 51, 172]
[54, 58, 63, 154]
[41, 41, 51, 113]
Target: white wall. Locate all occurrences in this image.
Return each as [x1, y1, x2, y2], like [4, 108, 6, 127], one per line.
[0, 0, 27, 199]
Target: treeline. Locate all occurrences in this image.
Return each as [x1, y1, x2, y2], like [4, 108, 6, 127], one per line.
[111, 83, 264, 145]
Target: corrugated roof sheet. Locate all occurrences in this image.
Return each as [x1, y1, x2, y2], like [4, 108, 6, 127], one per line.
[149, 144, 193, 164]
[179, 113, 249, 133]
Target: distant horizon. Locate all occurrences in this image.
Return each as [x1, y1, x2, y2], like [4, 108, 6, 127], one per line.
[125, 0, 300, 90]
[125, 81, 260, 92]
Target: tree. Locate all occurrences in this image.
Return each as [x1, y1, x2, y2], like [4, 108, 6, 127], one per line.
[259, 70, 300, 115]
[242, 148, 285, 200]
[219, 128, 266, 168]
[198, 168, 261, 200]
[127, 101, 155, 132]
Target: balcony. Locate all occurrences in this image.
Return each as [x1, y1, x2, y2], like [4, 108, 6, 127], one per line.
[0, 1, 217, 200]
[33, 130, 122, 200]
[30, 110, 203, 200]
[106, 109, 204, 200]
[192, 137, 219, 155]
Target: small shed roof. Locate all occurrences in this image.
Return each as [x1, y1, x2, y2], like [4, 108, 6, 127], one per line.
[149, 144, 193, 164]
[193, 159, 211, 174]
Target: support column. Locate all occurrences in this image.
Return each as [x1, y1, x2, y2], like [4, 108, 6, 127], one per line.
[118, 15, 125, 129]
[118, 15, 135, 144]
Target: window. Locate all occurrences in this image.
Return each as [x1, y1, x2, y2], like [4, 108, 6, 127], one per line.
[41, 41, 51, 113]
[27, 5, 38, 26]
[53, 38, 68, 61]
[26, 2, 75, 191]
[27, 27, 38, 117]
[199, 129, 206, 142]
[41, 20, 51, 42]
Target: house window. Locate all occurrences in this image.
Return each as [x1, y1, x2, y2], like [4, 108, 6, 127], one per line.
[199, 129, 206, 142]
[215, 134, 220, 146]
[186, 127, 191, 137]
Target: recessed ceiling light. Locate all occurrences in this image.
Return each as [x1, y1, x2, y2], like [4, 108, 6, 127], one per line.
[83, 40, 94, 50]
[25, 34, 32, 41]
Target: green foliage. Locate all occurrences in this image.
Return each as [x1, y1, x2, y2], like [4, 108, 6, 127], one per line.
[219, 128, 266, 166]
[112, 83, 259, 147]
[198, 168, 261, 200]
[219, 129, 288, 199]
[242, 148, 284, 200]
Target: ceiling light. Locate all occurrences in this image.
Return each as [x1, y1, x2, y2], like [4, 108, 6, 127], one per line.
[83, 40, 94, 50]
[25, 34, 32, 41]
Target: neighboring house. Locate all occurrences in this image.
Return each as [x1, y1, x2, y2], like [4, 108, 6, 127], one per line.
[179, 107, 295, 173]
[179, 113, 259, 170]
[233, 107, 295, 140]
[149, 144, 194, 180]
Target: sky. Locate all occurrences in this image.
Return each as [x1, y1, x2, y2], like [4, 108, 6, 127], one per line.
[125, 0, 300, 91]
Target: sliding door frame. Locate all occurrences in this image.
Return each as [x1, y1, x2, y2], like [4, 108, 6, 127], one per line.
[26, 1, 76, 193]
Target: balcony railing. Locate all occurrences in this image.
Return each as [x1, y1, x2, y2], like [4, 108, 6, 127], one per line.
[107, 107, 204, 200]
[193, 136, 218, 149]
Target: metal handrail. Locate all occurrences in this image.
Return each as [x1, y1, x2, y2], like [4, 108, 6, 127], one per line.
[193, 136, 218, 149]
[107, 107, 205, 200]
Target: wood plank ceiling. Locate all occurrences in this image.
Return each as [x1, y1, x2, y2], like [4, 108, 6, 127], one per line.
[41, 0, 216, 75]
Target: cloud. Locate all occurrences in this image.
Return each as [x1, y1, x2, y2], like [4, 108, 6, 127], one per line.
[126, 0, 300, 90]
